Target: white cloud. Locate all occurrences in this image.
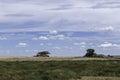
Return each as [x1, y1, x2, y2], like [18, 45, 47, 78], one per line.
[0, 36, 7, 40]
[56, 35, 65, 40]
[49, 30, 58, 34]
[99, 42, 120, 48]
[16, 42, 27, 48]
[40, 43, 44, 46]
[0, 0, 120, 32]
[100, 42, 112, 48]
[32, 36, 49, 41]
[53, 47, 61, 50]
[98, 26, 114, 31]
[73, 42, 87, 48]
[80, 42, 86, 45]
[48, 34, 66, 40]
[32, 34, 68, 41]
[38, 36, 49, 40]
[73, 42, 86, 46]
[48, 34, 69, 40]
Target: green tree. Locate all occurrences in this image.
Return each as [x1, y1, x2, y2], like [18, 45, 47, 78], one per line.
[84, 49, 97, 57]
[34, 51, 50, 57]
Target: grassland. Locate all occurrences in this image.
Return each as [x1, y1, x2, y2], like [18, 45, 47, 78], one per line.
[79, 77, 120, 80]
[0, 57, 119, 80]
[0, 56, 119, 61]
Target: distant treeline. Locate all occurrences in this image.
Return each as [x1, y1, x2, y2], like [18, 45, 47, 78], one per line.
[34, 49, 116, 58]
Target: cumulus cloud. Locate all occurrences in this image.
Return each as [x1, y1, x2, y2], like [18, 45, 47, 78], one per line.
[100, 42, 112, 48]
[0, 36, 7, 40]
[32, 34, 68, 41]
[54, 35, 66, 40]
[73, 42, 86, 47]
[49, 30, 58, 34]
[99, 42, 120, 48]
[0, 0, 120, 32]
[38, 36, 49, 40]
[16, 42, 27, 47]
[1, 0, 120, 56]
[48, 34, 69, 40]
[100, 26, 114, 31]
[94, 26, 114, 31]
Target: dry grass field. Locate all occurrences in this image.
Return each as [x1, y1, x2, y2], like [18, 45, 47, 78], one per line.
[0, 56, 119, 61]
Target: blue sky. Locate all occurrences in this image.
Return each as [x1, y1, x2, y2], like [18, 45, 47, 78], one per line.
[0, 0, 120, 56]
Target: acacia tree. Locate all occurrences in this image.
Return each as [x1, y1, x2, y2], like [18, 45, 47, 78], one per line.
[84, 49, 97, 57]
[34, 51, 50, 57]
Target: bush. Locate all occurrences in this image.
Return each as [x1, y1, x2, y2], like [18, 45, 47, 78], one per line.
[34, 51, 50, 57]
[84, 49, 97, 57]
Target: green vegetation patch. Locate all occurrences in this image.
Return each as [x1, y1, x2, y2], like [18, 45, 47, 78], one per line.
[0, 60, 119, 80]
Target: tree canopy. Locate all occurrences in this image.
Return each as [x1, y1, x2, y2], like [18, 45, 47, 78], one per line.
[34, 51, 50, 57]
[84, 49, 97, 57]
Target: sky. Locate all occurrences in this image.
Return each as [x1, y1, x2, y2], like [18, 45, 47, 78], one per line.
[0, 0, 120, 56]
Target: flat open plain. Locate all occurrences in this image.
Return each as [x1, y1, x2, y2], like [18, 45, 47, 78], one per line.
[0, 56, 119, 61]
[0, 56, 119, 80]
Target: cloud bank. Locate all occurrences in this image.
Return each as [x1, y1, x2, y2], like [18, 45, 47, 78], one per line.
[0, 0, 120, 56]
[0, 0, 120, 32]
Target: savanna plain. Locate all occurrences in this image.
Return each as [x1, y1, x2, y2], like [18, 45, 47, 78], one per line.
[0, 57, 119, 80]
